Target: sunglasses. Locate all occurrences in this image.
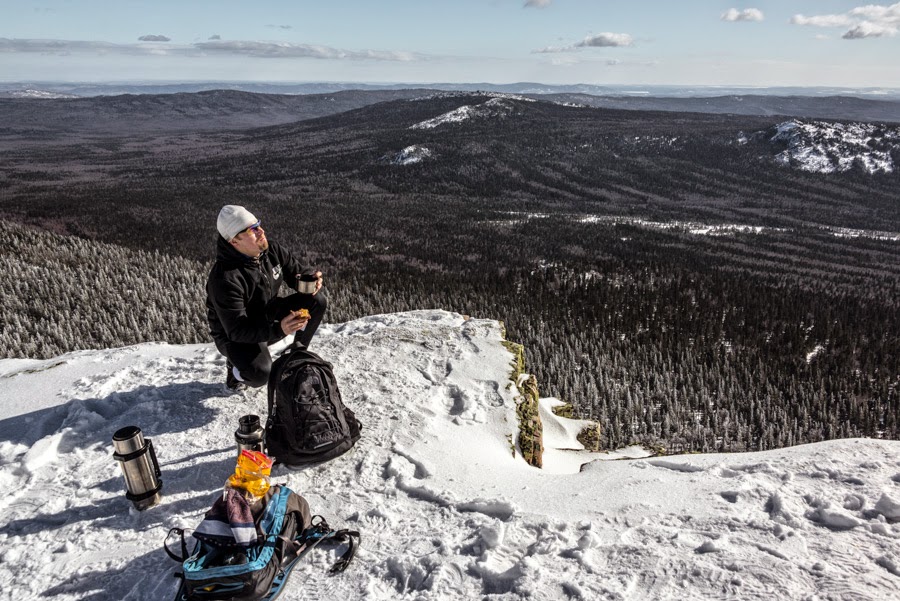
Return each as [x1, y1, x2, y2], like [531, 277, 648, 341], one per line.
[240, 221, 262, 236]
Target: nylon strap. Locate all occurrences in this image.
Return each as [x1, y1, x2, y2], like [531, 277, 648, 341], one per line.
[164, 528, 189, 563]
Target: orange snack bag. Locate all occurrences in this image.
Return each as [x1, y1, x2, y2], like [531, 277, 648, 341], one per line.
[227, 449, 274, 498]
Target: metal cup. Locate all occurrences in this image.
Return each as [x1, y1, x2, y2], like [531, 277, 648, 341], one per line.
[112, 426, 163, 510]
[297, 273, 318, 294]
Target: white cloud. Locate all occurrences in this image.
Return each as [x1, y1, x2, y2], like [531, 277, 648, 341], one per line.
[575, 32, 633, 48]
[721, 8, 764, 22]
[208, 34, 221, 41]
[524, 0, 552, 8]
[0, 37, 420, 61]
[193, 40, 418, 61]
[138, 35, 171, 42]
[850, 2, 900, 24]
[790, 14, 855, 27]
[791, 2, 900, 39]
[0, 38, 146, 55]
[532, 45, 569, 54]
[843, 21, 897, 38]
[533, 31, 633, 54]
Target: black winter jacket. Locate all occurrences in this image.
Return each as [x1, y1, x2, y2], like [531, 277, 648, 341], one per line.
[206, 237, 310, 346]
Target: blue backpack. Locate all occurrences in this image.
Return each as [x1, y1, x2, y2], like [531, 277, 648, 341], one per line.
[165, 485, 359, 601]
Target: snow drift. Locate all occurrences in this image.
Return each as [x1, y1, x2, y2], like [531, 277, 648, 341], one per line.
[0, 310, 898, 600]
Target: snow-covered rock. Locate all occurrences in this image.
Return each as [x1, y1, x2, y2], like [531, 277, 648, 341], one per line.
[385, 144, 433, 165]
[769, 119, 900, 174]
[411, 97, 524, 129]
[1, 310, 899, 600]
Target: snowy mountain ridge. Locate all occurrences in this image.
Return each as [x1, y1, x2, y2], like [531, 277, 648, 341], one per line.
[1, 310, 899, 600]
[0, 88, 79, 99]
[767, 119, 900, 174]
[410, 96, 529, 130]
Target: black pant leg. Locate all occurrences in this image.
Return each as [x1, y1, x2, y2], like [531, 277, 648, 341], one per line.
[217, 340, 272, 388]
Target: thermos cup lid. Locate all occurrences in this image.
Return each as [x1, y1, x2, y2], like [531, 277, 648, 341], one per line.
[238, 414, 261, 435]
[112, 426, 146, 455]
[113, 425, 142, 441]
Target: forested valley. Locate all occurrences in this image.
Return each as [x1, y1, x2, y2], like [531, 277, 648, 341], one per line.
[1, 93, 897, 452]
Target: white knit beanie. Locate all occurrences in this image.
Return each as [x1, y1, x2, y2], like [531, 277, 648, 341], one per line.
[217, 205, 258, 240]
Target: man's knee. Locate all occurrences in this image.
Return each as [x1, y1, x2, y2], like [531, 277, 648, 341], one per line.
[241, 369, 270, 388]
[312, 288, 328, 313]
[227, 344, 272, 388]
[239, 357, 271, 388]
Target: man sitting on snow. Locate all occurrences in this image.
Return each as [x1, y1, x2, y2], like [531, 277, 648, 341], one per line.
[206, 205, 326, 390]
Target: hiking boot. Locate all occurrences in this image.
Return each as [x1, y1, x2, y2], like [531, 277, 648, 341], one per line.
[225, 360, 246, 391]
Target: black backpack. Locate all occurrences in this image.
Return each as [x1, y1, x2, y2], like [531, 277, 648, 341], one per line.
[265, 348, 362, 466]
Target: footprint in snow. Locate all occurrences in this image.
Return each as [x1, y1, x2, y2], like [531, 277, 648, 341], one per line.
[391, 444, 433, 479]
[720, 491, 740, 504]
[476, 379, 505, 408]
[443, 385, 488, 424]
[647, 459, 706, 473]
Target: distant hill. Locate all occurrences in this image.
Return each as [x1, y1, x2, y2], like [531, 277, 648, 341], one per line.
[542, 93, 900, 124]
[0, 88, 435, 134]
[1, 89, 898, 140]
[3, 80, 899, 100]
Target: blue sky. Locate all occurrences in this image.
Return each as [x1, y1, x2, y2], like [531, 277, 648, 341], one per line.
[1, 1, 898, 87]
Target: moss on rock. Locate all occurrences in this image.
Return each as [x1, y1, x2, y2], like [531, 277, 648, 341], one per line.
[501, 340, 525, 381]
[551, 403, 575, 419]
[501, 334, 543, 468]
[576, 422, 603, 452]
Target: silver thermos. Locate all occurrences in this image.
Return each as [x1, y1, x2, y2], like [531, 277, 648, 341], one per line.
[112, 426, 163, 510]
[235, 414, 265, 454]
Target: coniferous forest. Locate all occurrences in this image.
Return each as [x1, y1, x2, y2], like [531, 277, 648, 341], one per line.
[1, 92, 898, 453]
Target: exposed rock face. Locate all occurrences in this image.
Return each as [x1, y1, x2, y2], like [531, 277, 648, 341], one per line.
[551, 403, 575, 419]
[502, 338, 544, 468]
[517, 374, 544, 468]
[576, 423, 603, 452]
[551, 402, 603, 452]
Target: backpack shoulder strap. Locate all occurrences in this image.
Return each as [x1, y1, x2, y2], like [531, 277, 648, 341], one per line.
[163, 527, 190, 563]
[267, 351, 293, 415]
[278, 515, 361, 574]
[328, 529, 361, 573]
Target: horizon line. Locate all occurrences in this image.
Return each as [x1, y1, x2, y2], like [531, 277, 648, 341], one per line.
[2, 80, 900, 91]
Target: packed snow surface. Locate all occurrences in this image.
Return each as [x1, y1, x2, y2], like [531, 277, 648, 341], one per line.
[1, 310, 898, 600]
[770, 119, 900, 174]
